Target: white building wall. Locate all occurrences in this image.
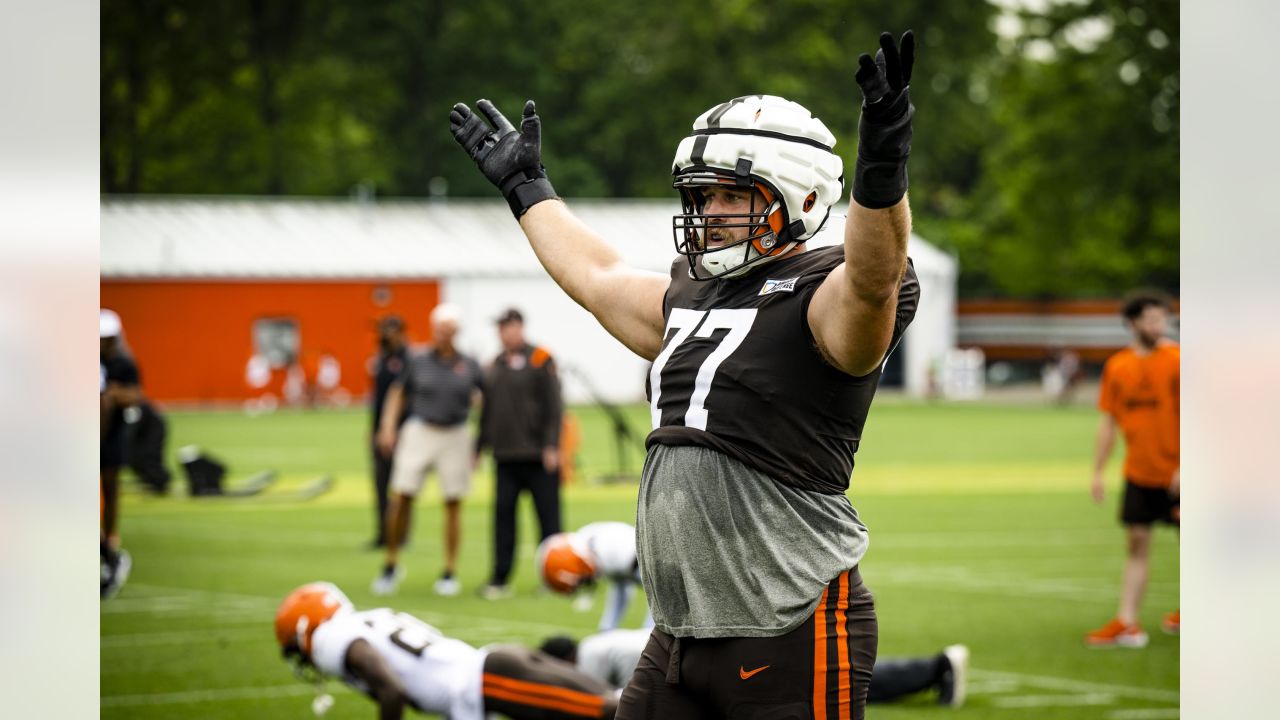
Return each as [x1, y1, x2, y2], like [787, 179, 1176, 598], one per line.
[102, 198, 958, 403]
[442, 276, 652, 405]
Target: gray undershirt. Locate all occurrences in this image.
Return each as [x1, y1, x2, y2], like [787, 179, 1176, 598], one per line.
[636, 444, 868, 639]
[400, 349, 480, 427]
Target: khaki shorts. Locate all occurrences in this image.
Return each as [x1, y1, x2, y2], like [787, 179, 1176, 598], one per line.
[389, 418, 472, 500]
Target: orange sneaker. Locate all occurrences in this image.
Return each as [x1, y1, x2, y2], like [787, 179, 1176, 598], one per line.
[1085, 618, 1149, 648]
[1161, 610, 1179, 635]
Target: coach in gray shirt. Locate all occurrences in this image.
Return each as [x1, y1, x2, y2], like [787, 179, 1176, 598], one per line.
[372, 303, 483, 598]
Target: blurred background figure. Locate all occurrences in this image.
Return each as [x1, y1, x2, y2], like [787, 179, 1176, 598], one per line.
[100, 309, 139, 598]
[537, 522, 651, 631]
[477, 308, 564, 600]
[282, 352, 306, 408]
[1042, 345, 1083, 406]
[1086, 290, 1180, 647]
[368, 314, 409, 549]
[373, 304, 483, 597]
[243, 353, 276, 415]
[540, 632, 970, 708]
[126, 400, 172, 496]
[316, 350, 347, 406]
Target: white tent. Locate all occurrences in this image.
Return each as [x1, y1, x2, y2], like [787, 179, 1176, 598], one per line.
[101, 197, 957, 403]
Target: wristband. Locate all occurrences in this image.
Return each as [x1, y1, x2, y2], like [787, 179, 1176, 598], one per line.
[853, 88, 913, 209]
[499, 167, 558, 219]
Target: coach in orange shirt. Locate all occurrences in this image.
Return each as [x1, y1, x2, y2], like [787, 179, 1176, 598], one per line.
[1085, 291, 1179, 648]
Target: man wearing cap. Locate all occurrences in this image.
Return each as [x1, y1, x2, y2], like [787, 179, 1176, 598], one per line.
[100, 309, 140, 598]
[367, 314, 410, 549]
[373, 304, 484, 597]
[476, 308, 564, 599]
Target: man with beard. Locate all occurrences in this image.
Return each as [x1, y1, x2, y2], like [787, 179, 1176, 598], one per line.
[1086, 290, 1180, 647]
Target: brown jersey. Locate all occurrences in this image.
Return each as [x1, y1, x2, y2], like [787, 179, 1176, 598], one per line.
[645, 245, 919, 494]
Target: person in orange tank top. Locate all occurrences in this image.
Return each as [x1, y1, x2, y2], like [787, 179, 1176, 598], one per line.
[1085, 291, 1180, 648]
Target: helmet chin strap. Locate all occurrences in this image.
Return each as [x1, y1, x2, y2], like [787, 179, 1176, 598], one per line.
[700, 235, 794, 278]
[700, 241, 751, 277]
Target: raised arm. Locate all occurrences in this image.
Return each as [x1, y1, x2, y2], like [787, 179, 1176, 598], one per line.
[450, 100, 668, 360]
[808, 31, 916, 377]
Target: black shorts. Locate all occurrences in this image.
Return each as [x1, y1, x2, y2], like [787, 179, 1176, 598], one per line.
[100, 427, 129, 470]
[1121, 479, 1179, 526]
[618, 567, 877, 720]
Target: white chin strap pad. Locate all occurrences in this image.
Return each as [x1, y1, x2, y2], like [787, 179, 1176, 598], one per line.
[700, 243, 751, 277]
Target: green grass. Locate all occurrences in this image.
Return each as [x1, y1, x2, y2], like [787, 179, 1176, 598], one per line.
[102, 400, 1179, 719]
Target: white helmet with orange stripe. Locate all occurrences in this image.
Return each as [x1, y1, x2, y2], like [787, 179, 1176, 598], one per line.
[672, 95, 845, 280]
[536, 533, 597, 594]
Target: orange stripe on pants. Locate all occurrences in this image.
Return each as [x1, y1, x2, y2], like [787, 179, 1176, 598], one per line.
[813, 585, 829, 720]
[834, 570, 851, 719]
[482, 673, 604, 717]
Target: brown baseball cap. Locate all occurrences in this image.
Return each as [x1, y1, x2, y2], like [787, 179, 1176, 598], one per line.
[378, 314, 405, 331]
[496, 308, 524, 325]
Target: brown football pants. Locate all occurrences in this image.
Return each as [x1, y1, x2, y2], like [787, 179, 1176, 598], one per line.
[482, 645, 619, 719]
[617, 567, 877, 720]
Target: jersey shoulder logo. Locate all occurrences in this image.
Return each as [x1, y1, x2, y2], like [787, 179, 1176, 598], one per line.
[758, 277, 798, 296]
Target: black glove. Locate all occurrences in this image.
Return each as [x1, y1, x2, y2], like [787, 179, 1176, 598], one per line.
[853, 31, 915, 209]
[450, 99, 558, 218]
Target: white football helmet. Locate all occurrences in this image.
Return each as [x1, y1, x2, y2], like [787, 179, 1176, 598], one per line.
[536, 533, 597, 594]
[672, 95, 845, 280]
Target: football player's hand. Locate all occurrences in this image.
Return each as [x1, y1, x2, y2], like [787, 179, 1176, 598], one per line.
[851, 30, 915, 209]
[855, 31, 915, 123]
[449, 99, 558, 218]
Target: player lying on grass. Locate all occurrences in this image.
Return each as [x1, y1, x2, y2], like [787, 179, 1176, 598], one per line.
[536, 522, 652, 632]
[541, 630, 970, 708]
[274, 582, 618, 719]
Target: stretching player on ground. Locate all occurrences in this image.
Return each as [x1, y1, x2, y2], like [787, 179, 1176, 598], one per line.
[536, 522, 652, 631]
[274, 582, 617, 719]
[452, 30, 920, 720]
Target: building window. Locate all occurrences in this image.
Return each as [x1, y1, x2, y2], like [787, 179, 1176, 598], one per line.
[253, 317, 300, 369]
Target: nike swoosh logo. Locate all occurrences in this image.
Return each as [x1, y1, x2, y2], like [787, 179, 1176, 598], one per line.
[739, 664, 770, 680]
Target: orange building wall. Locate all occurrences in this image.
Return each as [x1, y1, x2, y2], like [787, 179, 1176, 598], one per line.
[101, 280, 440, 403]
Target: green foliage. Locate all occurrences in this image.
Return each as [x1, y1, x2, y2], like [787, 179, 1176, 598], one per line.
[101, 0, 1177, 297]
[944, 0, 1179, 296]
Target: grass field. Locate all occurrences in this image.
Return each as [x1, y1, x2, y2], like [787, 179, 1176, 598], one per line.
[101, 398, 1179, 719]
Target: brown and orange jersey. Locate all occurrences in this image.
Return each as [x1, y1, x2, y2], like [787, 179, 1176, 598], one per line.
[1098, 342, 1180, 488]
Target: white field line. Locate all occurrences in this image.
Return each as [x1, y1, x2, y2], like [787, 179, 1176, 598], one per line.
[101, 584, 584, 641]
[125, 521, 1158, 553]
[871, 567, 1178, 605]
[993, 693, 1116, 708]
[102, 684, 352, 707]
[964, 679, 1022, 694]
[102, 626, 265, 648]
[1107, 709, 1180, 719]
[874, 530, 1119, 550]
[972, 668, 1179, 703]
[114, 521, 368, 548]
